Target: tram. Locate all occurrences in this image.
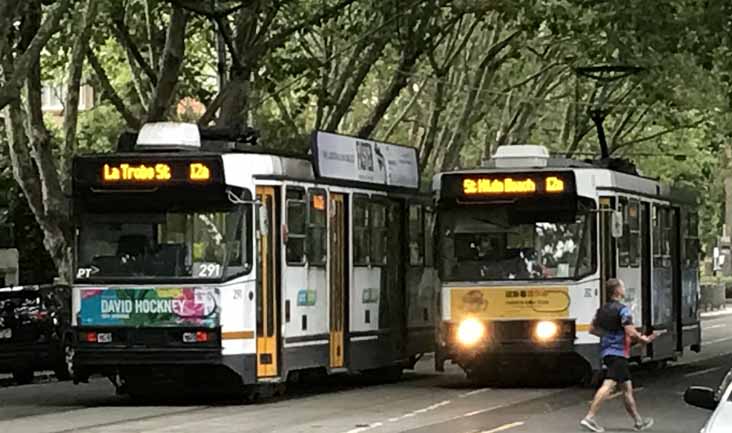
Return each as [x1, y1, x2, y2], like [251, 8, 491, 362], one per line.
[68, 123, 438, 396]
[432, 145, 700, 383]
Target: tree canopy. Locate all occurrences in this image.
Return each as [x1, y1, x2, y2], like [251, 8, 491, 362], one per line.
[0, 0, 730, 281]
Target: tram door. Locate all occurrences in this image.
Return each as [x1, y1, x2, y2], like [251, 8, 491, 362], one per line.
[256, 186, 280, 378]
[329, 193, 346, 368]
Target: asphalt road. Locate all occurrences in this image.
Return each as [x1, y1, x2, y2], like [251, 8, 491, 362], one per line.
[1, 312, 731, 433]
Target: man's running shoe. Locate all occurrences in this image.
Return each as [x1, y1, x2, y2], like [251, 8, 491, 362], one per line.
[580, 417, 605, 432]
[634, 417, 654, 431]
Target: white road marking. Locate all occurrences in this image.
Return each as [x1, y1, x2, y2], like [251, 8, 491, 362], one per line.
[344, 422, 383, 433]
[703, 323, 727, 330]
[478, 421, 525, 433]
[463, 404, 506, 417]
[387, 400, 451, 422]
[460, 387, 491, 398]
[705, 336, 732, 345]
[685, 367, 723, 378]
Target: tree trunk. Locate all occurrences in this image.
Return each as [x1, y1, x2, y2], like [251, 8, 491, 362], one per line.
[146, 6, 188, 122]
[62, 0, 98, 191]
[216, 67, 252, 129]
[419, 78, 446, 167]
[324, 38, 388, 132]
[356, 48, 424, 138]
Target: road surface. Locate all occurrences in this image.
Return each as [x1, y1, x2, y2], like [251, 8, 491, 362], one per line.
[1, 312, 731, 433]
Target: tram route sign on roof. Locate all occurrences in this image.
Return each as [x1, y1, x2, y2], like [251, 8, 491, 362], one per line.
[73, 155, 224, 188]
[441, 171, 577, 201]
[311, 131, 419, 189]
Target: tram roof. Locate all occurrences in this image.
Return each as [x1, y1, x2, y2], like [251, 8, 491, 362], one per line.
[433, 157, 697, 205]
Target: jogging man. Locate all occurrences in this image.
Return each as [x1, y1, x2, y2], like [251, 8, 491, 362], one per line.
[580, 278, 656, 432]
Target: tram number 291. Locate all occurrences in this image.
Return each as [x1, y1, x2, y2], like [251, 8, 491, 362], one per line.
[193, 262, 222, 278]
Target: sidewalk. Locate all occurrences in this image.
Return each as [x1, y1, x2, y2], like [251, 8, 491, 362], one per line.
[701, 300, 732, 318]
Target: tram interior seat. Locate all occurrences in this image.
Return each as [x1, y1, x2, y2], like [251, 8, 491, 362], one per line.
[145, 243, 187, 276]
[117, 234, 150, 257]
[90, 255, 125, 275]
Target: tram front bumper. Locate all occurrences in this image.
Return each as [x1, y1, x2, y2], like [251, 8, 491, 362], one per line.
[72, 327, 222, 369]
[439, 319, 576, 363]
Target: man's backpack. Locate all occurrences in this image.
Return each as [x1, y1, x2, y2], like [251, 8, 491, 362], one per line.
[590, 302, 623, 337]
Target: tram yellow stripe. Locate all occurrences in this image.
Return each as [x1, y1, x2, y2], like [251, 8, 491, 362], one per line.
[222, 331, 255, 340]
[576, 324, 591, 332]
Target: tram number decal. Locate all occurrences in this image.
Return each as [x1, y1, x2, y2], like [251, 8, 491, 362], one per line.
[194, 262, 222, 278]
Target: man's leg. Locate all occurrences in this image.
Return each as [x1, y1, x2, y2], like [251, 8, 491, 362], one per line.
[620, 381, 641, 421]
[621, 381, 654, 431]
[581, 379, 617, 431]
[587, 379, 617, 419]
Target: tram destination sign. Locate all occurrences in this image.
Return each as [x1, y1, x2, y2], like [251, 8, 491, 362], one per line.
[443, 171, 576, 200]
[74, 155, 224, 187]
[311, 131, 420, 189]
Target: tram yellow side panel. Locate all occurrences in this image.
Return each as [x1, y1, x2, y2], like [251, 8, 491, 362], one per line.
[449, 286, 570, 321]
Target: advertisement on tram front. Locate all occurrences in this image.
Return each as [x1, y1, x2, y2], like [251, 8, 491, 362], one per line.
[78, 287, 219, 328]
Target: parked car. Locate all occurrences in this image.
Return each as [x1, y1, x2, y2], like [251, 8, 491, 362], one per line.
[0, 284, 71, 384]
[684, 367, 732, 433]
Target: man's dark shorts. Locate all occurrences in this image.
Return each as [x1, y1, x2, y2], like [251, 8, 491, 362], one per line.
[603, 355, 631, 383]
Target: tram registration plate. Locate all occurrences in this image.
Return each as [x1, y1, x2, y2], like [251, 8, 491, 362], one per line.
[450, 286, 570, 320]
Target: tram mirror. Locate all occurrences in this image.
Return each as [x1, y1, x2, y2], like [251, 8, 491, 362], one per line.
[258, 206, 268, 236]
[611, 210, 623, 238]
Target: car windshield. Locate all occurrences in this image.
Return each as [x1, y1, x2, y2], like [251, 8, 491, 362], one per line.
[439, 201, 595, 281]
[75, 207, 252, 281]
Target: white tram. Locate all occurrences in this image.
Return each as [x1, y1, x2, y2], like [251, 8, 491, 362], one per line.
[68, 124, 438, 395]
[432, 145, 700, 382]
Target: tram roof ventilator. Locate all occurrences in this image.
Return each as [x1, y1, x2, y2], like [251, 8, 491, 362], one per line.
[116, 122, 261, 154]
[483, 144, 640, 176]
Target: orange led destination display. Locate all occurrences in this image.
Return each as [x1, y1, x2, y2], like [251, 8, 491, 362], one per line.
[101, 161, 212, 183]
[462, 175, 567, 195]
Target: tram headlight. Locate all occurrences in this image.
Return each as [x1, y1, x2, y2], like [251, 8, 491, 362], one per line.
[534, 320, 559, 341]
[456, 318, 485, 346]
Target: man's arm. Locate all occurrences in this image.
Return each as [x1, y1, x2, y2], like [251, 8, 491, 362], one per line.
[589, 316, 605, 337]
[621, 306, 656, 345]
[624, 324, 655, 345]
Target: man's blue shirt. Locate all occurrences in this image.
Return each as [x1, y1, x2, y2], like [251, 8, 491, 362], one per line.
[598, 301, 633, 358]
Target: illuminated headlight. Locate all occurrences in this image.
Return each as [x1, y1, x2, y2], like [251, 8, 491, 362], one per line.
[534, 321, 559, 341]
[456, 318, 486, 346]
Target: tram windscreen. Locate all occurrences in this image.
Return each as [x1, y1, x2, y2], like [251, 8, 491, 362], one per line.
[439, 199, 595, 281]
[75, 208, 252, 281]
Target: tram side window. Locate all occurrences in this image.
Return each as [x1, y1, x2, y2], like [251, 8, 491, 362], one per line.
[685, 211, 699, 266]
[652, 206, 662, 267]
[353, 197, 370, 266]
[424, 207, 435, 268]
[662, 208, 672, 268]
[628, 200, 641, 267]
[408, 204, 424, 266]
[618, 198, 630, 267]
[227, 205, 253, 274]
[371, 200, 388, 266]
[653, 206, 671, 268]
[308, 190, 327, 266]
[286, 188, 307, 265]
